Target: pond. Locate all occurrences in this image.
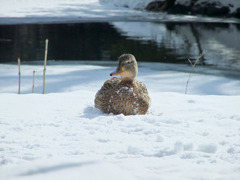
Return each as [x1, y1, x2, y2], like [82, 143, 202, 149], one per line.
[0, 21, 240, 73]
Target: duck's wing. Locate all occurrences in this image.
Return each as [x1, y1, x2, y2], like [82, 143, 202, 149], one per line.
[134, 80, 151, 114]
[96, 77, 120, 96]
[134, 80, 149, 94]
[94, 77, 120, 112]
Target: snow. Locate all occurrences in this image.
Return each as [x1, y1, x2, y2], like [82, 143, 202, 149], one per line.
[1, 0, 240, 179]
[193, 0, 240, 13]
[0, 0, 100, 17]
[0, 0, 154, 24]
[103, 0, 240, 14]
[99, 0, 153, 10]
[1, 62, 240, 180]
[1, 0, 240, 24]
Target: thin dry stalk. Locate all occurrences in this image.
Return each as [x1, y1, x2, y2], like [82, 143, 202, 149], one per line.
[43, 39, 49, 94]
[185, 53, 204, 94]
[32, 70, 35, 93]
[18, 58, 21, 94]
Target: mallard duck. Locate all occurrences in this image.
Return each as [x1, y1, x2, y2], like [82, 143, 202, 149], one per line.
[94, 54, 151, 115]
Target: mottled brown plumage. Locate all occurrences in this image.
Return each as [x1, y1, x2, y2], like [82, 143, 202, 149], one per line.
[94, 54, 151, 115]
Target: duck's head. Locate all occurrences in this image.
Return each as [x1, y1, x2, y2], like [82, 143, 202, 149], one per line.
[110, 54, 138, 81]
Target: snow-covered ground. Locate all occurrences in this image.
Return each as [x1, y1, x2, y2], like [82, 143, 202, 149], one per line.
[0, 0, 147, 24]
[102, 0, 240, 13]
[0, 0, 240, 24]
[1, 62, 240, 180]
[1, 0, 240, 179]
[0, 0, 158, 24]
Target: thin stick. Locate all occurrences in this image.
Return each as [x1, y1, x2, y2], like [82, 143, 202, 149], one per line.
[18, 58, 21, 94]
[43, 39, 49, 94]
[32, 70, 35, 93]
[185, 53, 204, 94]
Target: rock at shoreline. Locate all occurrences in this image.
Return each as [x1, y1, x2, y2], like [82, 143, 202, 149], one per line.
[145, 0, 240, 18]
[145, 1, 166, 12]
[192, 1, 230, 16]
[167, 3, 191, 14]
[146, 0, 176, 12]
[236, 7, 240, 18]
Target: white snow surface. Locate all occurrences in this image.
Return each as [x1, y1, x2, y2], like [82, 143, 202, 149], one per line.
[0, 0, 158, 24]
[99, 0, 154, 10]
[1, 62, 240, 180]
[1, 0, 240, 24]
[193, 0, 240, 13]
[104, 0, 240, 14]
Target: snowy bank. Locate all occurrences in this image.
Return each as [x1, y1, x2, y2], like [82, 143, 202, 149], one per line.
[1, 0, 240, 24]
[0, 0, 152, 24]
[1, 62, 240, 180]
[101, 0, 240, 18]
[99, 0, 153, 10]
[171, 0, 240, 17]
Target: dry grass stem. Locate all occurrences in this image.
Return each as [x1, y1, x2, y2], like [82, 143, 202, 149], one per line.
[18, 58, 21, 94]
[185, 53, 204, 94]
[43, 39, 49, 94]
[32, 70, 35, 93]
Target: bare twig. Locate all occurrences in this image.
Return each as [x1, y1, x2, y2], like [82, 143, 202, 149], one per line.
[18, 58, 21, 94]
[32, 70, 35, 93]
[185, 53, 204, 94]
[43, 39, 49, 94]
[187, 58, 193, 66]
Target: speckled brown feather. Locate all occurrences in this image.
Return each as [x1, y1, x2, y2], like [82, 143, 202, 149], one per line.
[94, 77, 151, 115]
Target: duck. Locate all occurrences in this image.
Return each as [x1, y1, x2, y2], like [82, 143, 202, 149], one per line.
[94, 54, 151, 115]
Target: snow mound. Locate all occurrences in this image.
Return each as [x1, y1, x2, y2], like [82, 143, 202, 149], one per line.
[1, 63, 240, 180]
[4, 161, 137, 180]
[99, 0, 154, 10]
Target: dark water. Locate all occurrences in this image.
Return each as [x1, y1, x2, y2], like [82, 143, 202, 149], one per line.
[0, 22, 240, 72]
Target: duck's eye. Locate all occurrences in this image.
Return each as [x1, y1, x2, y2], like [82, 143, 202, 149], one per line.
[121, 61, 131, 66]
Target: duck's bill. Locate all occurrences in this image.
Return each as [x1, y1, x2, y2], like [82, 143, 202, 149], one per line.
[110, 67, 124, 76]
[110, 71, 121, 76]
